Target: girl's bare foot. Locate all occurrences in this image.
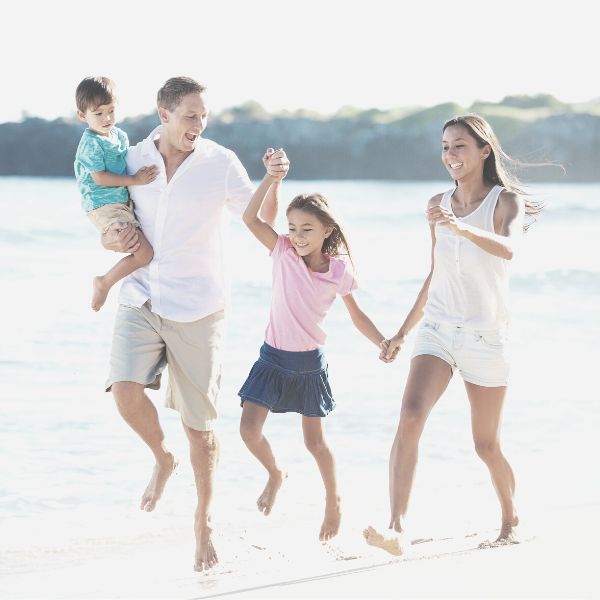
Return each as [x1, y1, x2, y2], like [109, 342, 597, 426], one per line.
[257, 470, 287, 516]
[320, 496, 341, 541]
[363, 525, 404, 556]
[194, 521, 218, 571]
[92, 275, 110, 311]
[140, 453, 178, 512]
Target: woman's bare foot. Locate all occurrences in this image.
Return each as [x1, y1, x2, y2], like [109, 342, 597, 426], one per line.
[140, 453, 178, 512]
[257, 470, 287, 516]
[92, 275, 110, 311]
[479, 516, 520, 548]
[320, 496, 341, 541]
[363, 525, 404, 556]
[194, 521, 218, 571]
[495, 515, 519, 543]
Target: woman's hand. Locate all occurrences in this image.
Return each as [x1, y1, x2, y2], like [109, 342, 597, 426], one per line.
[379, 334, 404, 363]
[426, 205, 465, 235]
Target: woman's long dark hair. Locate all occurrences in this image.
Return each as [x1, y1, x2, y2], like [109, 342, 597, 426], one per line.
[286, 193, 354, 267]
[443, 114, 545, 230]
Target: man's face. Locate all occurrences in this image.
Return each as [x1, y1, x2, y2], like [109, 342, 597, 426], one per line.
[159, 92, 208, 152]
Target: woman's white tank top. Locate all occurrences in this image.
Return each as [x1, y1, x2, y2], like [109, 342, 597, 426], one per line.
[424, 185, 510, 330]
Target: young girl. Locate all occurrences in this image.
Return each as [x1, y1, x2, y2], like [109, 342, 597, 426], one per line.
[239, 153, 390, 541]
[364, 114, 543, 555]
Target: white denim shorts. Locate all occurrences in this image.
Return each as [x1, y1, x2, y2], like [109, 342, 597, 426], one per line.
[411, 320, 510, 387]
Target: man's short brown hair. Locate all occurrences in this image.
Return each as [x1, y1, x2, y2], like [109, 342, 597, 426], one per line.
[76, 77, 116, 113]
[157, 77, 206, 111]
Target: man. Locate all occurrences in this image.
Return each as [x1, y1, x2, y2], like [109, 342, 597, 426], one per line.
[101, 76, 288, 571]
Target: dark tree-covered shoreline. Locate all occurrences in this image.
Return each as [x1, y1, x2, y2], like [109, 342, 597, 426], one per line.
[2, 95, 598, 181]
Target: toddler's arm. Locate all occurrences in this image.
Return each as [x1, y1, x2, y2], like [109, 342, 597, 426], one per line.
[91, 165, 158, 187]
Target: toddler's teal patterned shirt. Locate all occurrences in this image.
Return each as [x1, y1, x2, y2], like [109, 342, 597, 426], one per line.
[74, 126, 130, 212]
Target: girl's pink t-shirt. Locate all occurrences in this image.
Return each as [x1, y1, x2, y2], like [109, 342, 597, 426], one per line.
[265, 235, 358, 351]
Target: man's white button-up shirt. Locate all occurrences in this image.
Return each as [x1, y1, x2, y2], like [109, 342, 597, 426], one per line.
[120, 126, 255, 322]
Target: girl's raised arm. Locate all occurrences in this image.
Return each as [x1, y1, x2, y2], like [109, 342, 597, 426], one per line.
[243, 174, 280, 252]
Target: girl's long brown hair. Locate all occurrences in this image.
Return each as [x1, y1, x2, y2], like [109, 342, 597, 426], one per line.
[286, 193, 354, 267]
[443, 114, 545, 230]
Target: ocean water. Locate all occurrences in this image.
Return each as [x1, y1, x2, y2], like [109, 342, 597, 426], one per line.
[1, 177, 599, 595]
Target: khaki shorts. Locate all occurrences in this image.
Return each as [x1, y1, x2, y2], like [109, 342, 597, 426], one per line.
[106, 302, 226, 431]
[87, 201, 140, 233]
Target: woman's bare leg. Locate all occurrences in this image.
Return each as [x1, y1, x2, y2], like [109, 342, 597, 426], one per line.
[364, 355, 452, 554]
[465, 381, 518, 542]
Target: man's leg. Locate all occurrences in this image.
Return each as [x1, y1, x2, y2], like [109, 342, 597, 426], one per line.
[183, 424, 219, 571]
[162, 310, 225, 570]
[112, 382, 177, 511]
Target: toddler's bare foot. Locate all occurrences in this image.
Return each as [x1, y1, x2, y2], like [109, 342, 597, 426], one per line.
[92, 276, 110, 311]
[320, 496, 341, 541]
[363, 525, 404, 556]
[140, 453, 178, 512]
[194, 521, 218, 571]
[257, 470, 287, 516]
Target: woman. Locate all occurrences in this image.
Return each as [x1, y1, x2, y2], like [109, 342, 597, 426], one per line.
[364, 114, 541, 555]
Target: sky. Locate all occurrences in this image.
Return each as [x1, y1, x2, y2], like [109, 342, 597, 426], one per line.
[3, 0, 597, 123]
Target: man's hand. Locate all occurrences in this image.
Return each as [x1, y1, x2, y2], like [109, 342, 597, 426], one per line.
[132, 165, 159, 185]
[264, 148, 289, 181]
[101, 222, 141, 253]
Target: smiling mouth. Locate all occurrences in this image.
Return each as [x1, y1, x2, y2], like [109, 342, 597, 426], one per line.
[185, 133, 198, 142]
[449, 163, 463, 169]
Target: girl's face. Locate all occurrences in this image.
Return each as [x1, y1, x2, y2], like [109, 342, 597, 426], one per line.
[441, 125, 490, 181]
[287, 208, 333, 259]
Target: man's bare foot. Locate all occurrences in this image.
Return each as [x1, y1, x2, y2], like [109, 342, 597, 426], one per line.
[194, 522, 218, 571]
[92, 276, 110, 311]
[363, 525, 404, 556]
[320, 496, 341, 541]
[140, 453, 178, 512]
[257, 470, 287, 516]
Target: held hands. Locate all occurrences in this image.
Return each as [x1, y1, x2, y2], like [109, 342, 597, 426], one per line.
[378, 334, 405, 363]
[263, 147, 289, 181]
[426, 205, 465, 235]
[133, 165, 159, 185]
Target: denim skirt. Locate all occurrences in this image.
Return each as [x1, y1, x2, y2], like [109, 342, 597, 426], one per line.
[238, 342, 335, 417]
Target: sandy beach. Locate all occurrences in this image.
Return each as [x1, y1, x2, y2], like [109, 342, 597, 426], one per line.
[2, 499, 598, 599]
[2, 178, 599, 600]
